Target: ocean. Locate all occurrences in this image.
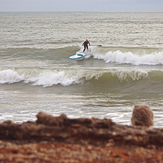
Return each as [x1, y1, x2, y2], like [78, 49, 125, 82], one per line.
[0, 12, 163, 127]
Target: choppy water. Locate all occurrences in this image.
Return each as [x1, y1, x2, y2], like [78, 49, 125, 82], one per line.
[0, 12, 163, 127]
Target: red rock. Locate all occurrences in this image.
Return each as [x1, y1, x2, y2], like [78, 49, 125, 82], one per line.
[0, 112, 163, 162]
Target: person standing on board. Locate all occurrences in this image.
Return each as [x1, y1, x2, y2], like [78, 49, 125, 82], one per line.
[82, 39, 90, 52]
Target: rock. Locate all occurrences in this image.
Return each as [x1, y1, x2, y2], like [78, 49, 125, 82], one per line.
[0, 112, 163, 162]
[36, 112, 68, 126]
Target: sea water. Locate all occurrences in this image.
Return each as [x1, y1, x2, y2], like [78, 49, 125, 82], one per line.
[0, 12, 163, 127]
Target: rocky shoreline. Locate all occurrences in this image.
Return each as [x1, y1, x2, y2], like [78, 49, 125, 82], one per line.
[0, 112, 163, 162]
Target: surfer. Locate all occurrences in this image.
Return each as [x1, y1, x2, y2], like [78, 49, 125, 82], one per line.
[82, 39, 90, 52]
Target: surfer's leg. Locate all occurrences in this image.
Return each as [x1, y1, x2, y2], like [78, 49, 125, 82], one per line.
[83, 46, 86, 52]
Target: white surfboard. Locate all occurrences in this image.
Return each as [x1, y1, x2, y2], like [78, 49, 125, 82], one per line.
[69, 53, 87, 60]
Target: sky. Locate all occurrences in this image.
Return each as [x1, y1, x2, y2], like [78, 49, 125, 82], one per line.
[0, 0, 163, 12]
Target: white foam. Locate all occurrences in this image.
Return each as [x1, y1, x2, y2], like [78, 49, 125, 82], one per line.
[29, 71, 82, 87]
[0, 69, 23, 84]
[93, 50, 163, 66]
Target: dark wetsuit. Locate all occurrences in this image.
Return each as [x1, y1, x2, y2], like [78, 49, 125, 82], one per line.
[82, 41, 90, 52]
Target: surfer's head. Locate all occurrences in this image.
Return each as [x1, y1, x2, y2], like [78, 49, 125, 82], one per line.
[86, 39, 88, 42]
[131, 104, 154, 127]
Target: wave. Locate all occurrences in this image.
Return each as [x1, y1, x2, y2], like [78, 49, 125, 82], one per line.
[0, 68, 102, 87]
[0, 67, 162, 87]
[2, 46, 163, 66]
[0, 46, 80, 60]
[91, 46, 163, 66]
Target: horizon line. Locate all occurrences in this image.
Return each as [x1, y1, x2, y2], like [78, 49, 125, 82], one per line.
[0, 11, 163, 13]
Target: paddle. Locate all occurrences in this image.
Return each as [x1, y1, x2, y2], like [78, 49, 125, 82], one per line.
[90, 45, 102, 47]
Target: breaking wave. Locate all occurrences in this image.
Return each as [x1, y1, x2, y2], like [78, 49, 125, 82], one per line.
[92, 47, 163, 66]
[0, 67, 161, 87]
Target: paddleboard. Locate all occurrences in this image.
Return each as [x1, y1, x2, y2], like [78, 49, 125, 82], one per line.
[69, 53, 87, 60]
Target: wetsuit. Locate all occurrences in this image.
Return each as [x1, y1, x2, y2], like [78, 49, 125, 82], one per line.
[82, 41, 90, 52]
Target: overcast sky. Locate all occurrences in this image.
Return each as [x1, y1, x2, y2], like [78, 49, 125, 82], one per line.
[0, 0, 163, 12]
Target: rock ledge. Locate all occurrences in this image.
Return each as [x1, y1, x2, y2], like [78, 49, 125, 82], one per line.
[0, 112, 163, 162]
